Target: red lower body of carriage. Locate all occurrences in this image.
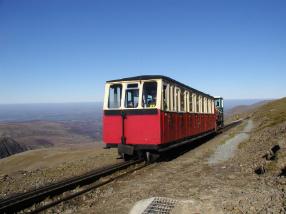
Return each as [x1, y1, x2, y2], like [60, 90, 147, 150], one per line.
[103, 109, 217, 154]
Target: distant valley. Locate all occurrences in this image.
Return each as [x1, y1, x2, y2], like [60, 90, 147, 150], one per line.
[0, 102, 103, 122]
[0, 103, 103, 150]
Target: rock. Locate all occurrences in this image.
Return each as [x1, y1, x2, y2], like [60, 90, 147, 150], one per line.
[279, 167, 286, 177]
[255, 166, 266, 175]
[263, 151, 274, 160]
[271, 145, 281, 154]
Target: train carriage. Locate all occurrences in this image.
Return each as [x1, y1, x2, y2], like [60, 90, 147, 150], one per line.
[103, 75, 223, 160]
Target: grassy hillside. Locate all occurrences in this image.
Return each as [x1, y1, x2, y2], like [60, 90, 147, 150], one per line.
[236, 97, 286, 179]
[224, 100, 272, 124]
[252, 97, 286, 129]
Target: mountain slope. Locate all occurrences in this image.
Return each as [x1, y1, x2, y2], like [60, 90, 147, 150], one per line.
[252, 97, 286, 129]
[0, 136, 27, 159]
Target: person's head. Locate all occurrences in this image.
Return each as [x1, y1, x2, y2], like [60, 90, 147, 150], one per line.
[128, 101, 133, 108]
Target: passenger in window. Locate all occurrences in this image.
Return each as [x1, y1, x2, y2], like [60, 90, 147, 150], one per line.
[142, 82, 157, 108]
[148, 97, 156, 108]
[127, 101, 134, 108]
[134, 101, 138, 108]
[148, 90, 157, 107]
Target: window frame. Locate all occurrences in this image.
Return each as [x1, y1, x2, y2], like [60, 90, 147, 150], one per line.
[192, 93, 196, 113]
[204, 97, 207, 113]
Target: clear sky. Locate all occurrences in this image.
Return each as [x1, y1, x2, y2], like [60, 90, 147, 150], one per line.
[0, 0, 285, 104]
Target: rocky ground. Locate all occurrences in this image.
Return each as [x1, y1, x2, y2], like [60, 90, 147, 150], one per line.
[0, 144, 119, 199]
[1, 98, 286, 213]
[49, 119, 284, 214]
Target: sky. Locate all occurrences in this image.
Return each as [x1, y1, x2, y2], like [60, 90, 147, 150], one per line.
[0, 0, 285, 104]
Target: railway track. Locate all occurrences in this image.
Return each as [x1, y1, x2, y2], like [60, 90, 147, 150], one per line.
[223, 119, 242, 131]
[0, 159, 145, 213]
[0, 120, 242, 214]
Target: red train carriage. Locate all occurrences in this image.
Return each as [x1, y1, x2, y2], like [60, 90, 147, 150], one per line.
[103, 75, 223, 160]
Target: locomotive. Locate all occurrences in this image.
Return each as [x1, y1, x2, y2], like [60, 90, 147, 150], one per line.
[103, 75, 224, 161]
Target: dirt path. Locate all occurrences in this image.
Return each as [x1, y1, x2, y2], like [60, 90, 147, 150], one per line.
[208, 120, 254, 164]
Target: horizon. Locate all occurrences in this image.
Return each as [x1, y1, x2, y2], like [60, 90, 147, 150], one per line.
[0, 98, 272, 123]
[0, 98, 278, 106]
[1, 0, 285, 103]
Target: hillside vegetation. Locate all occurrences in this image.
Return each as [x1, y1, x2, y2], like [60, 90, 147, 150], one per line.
[236, 97, 286, 178]
[252, 97, 286, 129]
[224, 100, 272, 124]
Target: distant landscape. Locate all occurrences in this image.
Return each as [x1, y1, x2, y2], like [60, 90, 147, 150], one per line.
[0, 102, 103, 122]
[0, 103, 103, 149]
[0, 99, 270, 150]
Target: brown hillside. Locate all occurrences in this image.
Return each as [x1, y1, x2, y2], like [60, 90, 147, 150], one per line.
[252, 97, 286, 129]
[0, 136, 27, 159]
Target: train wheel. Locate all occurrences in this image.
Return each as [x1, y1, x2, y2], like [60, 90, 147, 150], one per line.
[136, 151, 145, 160]
[145, 152, 160, 163]
[146, 152, 151, 163]
[122, 153, 132, 161]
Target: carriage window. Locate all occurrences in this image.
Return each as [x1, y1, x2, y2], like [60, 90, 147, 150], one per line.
[163, 85, 168, 110]
[200, 96, 203, 113]
[202, 97, 205, 113]
[142, 82, 157, 108]
[180, 90, 185, 112]
[108, 84, 122, 108]
[125, 87, 139, 108]
[196, 96, 200, 113]
[175, 88, 180, 112]
[189, 92, 193, 112]
[170, 86, 174, 111]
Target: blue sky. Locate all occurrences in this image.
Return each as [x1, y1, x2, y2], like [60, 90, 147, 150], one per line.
[0, 0, 285, 104]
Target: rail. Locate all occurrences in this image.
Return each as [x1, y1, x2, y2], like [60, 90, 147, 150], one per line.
[0, 159, 144, 213]
[223, 119, 243, 131]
